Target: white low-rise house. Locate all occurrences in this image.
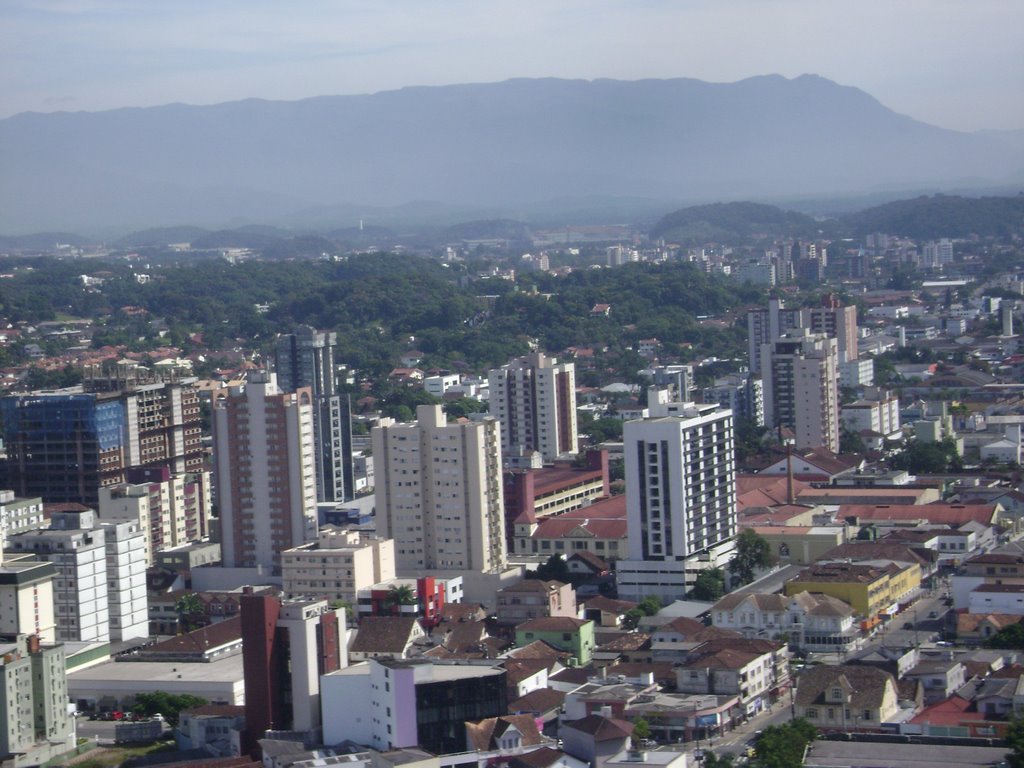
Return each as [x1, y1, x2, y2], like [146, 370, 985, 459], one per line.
[710, 593, 788, 638]
[423, 374, 461, 398]
[785, 592, 858, 653]
[711, 592, 858, 653]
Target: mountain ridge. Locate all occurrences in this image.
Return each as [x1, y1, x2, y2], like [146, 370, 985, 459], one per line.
[2, 75, 1022, 233]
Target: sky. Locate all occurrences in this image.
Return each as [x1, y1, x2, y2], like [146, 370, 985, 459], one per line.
[2, 0, 1023, 133]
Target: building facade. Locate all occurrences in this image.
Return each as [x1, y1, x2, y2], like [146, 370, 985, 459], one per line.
[489, 353, 578, 463]
[373, 404, 506, 575]
[0, 373, 203, 507]
[281, 528, 396, 607]
[212, 372, 319, 573]
[275, 326, 355, 503]
[615, 402, 737, 602]
[761, 331, 840, 453]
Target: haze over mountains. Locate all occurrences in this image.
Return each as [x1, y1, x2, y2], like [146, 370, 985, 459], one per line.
[2, 74, 1023, 235]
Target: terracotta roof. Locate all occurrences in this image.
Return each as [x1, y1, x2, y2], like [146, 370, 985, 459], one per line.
[819, 542, 929, 566]
[350, 616, 421, 654]
[509, 687, 566, 715]
[503, 659, 557, 685]
[509, 747, 567, 768]
[143, 616, 242, 656]
[531, 517, 627, 541]
[439, 602, 488, 622]
[569, 551, 612, 572]
[790, 592, 854, 618]
[502, 579, 569, 594]
[517, 617, 591, 633]
[795, 665, 896, 711]
[788, 562, 897, 585]
[559, 495, 627, 519]
[584, 596, 637, 613]
[680, 637, 784, 671]
[597, 633, 651, 653]
[840, 503, 998, 526]
[562, 714, 633, 741]
[506, 640, 572, 660]
[466, 714, 544, 752]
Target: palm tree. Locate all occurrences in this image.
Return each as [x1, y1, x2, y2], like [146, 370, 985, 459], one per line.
[383, 584, 417, 614]
[174, 592, 205, 633]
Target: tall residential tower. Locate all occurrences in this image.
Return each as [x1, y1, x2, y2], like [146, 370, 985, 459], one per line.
[488, 353, 577, 463]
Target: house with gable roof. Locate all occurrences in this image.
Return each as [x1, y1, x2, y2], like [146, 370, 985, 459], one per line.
[675, 637, 789, 718]
[795, 665, 900, 731]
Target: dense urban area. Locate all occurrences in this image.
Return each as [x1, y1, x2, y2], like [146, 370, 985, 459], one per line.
[2, 193, 1024, 768]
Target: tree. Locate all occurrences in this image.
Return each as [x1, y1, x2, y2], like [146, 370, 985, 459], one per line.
[383, 584, 416, 613]
[623, 608, 644, 630]
[527, 554, 571, 583]
[839, 426, 867, 455]
[985, 623, 1024, 650]
[1006, 715, 1024, 768]
[692, 568, 725, 601]
[728, 529, 775, 587]
[132, 691, 208, 727]
[752, 719, 817, 768]
[631, 717, 651, 746]
[637, 595, 662, 617]
[174, 592, 205, 633]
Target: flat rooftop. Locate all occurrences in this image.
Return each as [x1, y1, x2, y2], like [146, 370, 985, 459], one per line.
[68, 653, 244, 685]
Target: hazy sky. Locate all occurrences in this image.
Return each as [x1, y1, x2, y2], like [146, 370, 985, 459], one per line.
[2, 0, 1022, 132]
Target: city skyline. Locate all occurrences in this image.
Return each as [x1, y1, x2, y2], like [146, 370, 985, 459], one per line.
[2, 1, 1023, 132]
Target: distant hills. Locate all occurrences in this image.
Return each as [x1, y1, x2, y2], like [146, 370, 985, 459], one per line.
[2, 75, 1023, 234]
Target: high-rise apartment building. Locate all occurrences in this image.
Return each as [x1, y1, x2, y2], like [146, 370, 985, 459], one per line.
[615, 400, 737, 602]
[98, 466, 212, 566]
[281, 528, 396, 607]
[373, 404, 506, 575]
[0, 634, 75, 765]
[702, 372, 765, 427]
[747, 295, 858, 371]
[747, 298, 802, 373]
[275, 326, 355, 502]
[761, 331, 840, 453]
[212, 372, 318, 573]
[488, 352, 577, 463]
[6, 507, 110, 643]
[805, 294, 858, 365]
[0, 371, 203, 507]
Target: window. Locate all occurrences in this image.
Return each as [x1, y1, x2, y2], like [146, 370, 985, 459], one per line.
[805, 708, 817, 719]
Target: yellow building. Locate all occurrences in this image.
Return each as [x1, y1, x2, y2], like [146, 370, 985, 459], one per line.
[748, 525, 848, 566]
[784, 560, 921, 618]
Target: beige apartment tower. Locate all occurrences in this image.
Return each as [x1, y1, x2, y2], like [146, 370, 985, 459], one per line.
[373, 404, 506, 575]
[213, 372, 318, 573]
[761, 331, 840, 453]
[489, 352, 577, 463]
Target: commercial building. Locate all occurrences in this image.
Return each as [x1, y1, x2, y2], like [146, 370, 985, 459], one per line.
[615, 401, 737, 602]
[275, 326, 355, 503]
[373, 405, 506, 576]
[241, 594, 348, 740]
[784, 560, 922, 619]
[761, 331, 840, 453]
[321, 658, 508, 752]
[489, 353, 578, 463]
[212, 372, 319, 573]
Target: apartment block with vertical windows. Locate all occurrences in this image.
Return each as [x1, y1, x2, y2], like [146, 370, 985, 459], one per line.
[212, 372, 318, 574]
[761, 331, 840, 453]
[489, 352, 577, 463]
[373, 404, 506, 576]
[615, 400, 737, 603]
